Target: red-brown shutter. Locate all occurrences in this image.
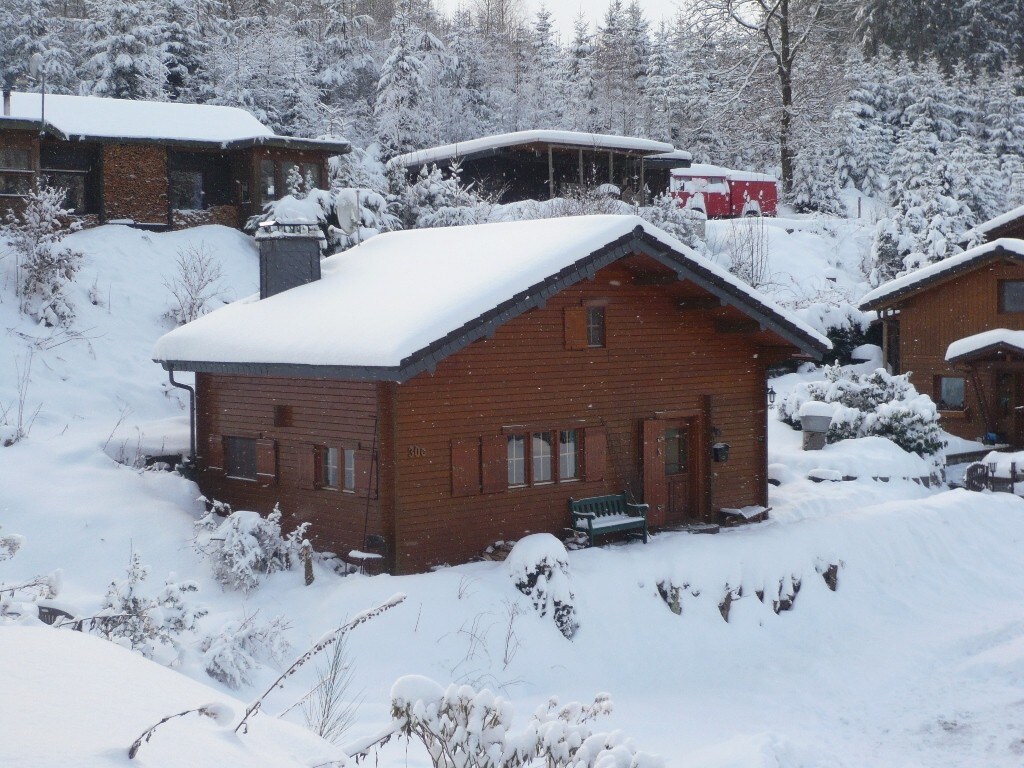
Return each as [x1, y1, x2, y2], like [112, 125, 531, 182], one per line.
[564, 306, 587, 350]
[584, 427, 606, 482]
[481, 434, 507, 494]
[451, 438, 481, 497]
[206, 434, 224, 472]
[256, 439, 277, 483]
[299, 445, 318, 489]
[355, 449, 377, 498]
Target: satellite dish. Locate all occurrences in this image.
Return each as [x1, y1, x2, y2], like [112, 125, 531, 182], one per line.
[28, 53, 43, 79]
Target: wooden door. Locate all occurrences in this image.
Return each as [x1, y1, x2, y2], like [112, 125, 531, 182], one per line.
[1015, 374, 1024, 448]
[643, 419, 694, 527]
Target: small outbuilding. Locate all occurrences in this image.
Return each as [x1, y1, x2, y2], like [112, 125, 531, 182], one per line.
[154, 215, 827, 573]
[670, 164, 778, 218]
[860, 238, 1024, 446]
[391, 130, 692, 205]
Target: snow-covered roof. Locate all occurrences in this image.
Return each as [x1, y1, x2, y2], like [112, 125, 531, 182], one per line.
[153, 215, 829, 380]
[3, 91, 349, 152]
[859, 238, 1024, 310]
[946, 328, 1024, 362]
[391, 130, 676, 168]
[673, 163, 776, 183]
[960, 203, 1024, 243]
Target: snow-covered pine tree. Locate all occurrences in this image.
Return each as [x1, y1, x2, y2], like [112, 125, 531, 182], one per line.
[517, 6, 564, 132]
[81, 0, 166, 100]
[834, 52, 893, 197]
[788, 124, 845, 216]
[563, 13, 601, 133]
[435, 8, 495, 143]
[159, 0, 209, 102]
[374, 1, 444, 156]
[3, 0, 76, 94]
[982, 64, 1024, 207]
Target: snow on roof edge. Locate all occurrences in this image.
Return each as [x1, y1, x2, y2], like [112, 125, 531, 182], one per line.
[961, 204, 1024, 241]
[392, 130, 675, 168]
[860, 238, 1024, 308]
[946, 328, 1024, 361]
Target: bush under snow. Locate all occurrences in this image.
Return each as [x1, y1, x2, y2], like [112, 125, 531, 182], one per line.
[193, 504, 309, 592]
[200, 612, 291, 689]
[506, 534, 579, 640]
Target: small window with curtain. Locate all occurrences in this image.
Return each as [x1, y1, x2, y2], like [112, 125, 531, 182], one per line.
[937, 376, 966, 410]
[586, 305, 606, 347]
[559, 430, 578, 480]
[260, 159, 276, 201]
[344, 448, 356, 491]
[507, 435, 526, 486]
[321, 446, 340, 488]
[532, 431, 553, 483]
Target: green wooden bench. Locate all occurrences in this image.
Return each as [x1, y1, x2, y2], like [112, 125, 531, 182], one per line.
[569, 493, 649, 547]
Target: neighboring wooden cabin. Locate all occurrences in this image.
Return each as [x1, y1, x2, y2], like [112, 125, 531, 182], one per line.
[960, 203, 1024, 245]
[391, 130, 692, 205]
[860, 239, 1024, 446]
[153, 216, 827, 574]
[0, 91, 349, 230]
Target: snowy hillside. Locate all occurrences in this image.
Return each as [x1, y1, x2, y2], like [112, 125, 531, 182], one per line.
[4, 220, 1024, 766]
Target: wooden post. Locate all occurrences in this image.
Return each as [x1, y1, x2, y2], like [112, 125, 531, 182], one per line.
[578, 148, 584, 187]
[548, 146, 555, 199]
[608, 151, 614, 184]
[640, 158, 646, 206]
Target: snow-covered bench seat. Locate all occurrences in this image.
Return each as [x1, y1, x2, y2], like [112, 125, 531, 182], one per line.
[569, 493, 649, 547]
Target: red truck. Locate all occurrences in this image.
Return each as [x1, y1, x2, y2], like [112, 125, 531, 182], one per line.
[671, 163, 778, 218]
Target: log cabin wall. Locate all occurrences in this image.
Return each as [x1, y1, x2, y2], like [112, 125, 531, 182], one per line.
[391, 259, 771, 573]
[895, 259, 1024, 442]
[195, 373, 388, 564]
[0, 129, 39, 220]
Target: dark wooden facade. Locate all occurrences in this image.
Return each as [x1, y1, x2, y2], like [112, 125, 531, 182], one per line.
[192, 251, 811, 573]
[0, 126, 344, 231]
[863, 247, 1024, 445]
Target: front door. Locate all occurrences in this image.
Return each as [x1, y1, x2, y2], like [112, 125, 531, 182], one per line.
[643, 419, 697, 527]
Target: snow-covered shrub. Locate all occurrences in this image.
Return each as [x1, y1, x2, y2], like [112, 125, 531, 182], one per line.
[0, 527, 23, 562]
[636, 192, 704, 250]
[790, 302, 875, 365]
[506, 534, 579, 640]
[776, 364, 945, 460]
[200, 613, 291, 689]
[97, 552, 206, 663]
[394, 162, 492, 229]
[258, 188, 400, 252]
[163, 242, 224, 325]
[193, 505, 309, 592]
[3, 185, 83, 327]
[388, 675, 663, 768]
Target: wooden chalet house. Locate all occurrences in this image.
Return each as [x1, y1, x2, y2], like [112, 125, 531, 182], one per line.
[0, 90, 349, 230]
[391, 130, 693, 205]
[153, 215, 828, 574]
[860, 238, 1024, 446]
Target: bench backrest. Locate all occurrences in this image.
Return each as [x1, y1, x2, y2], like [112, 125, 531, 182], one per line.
[570, 494, 629, 517]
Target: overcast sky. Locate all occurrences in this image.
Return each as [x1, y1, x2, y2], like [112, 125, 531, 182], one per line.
[439, 0, 683, 39]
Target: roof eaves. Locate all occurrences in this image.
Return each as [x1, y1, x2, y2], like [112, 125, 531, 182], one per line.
[947, 341, 1024, 365]
[860, 245, 1022, 311]
[159, 359, 403, 381]
[631, 231, 829, 358]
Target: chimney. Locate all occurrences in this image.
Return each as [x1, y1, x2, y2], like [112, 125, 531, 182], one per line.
[255, 221, 326, 300]
[2, 89, 11, 117]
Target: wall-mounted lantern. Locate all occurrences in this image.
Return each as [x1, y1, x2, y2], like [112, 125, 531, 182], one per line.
[767, 385, 777, 405]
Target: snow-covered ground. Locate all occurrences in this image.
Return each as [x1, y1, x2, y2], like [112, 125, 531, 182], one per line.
[3, 220, 1024, 766]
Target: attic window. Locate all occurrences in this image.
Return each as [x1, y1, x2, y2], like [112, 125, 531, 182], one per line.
[1000, 281, 1024, 313]
[586, 306, 606, 347]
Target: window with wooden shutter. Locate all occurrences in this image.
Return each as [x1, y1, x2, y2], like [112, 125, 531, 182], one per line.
[481, 434, 507, 494]
[563, 306, 587, 350]
[256, 439, 277, 483]
[583, 427, 606, 481]
[299, 445, 317, 489]
[206, 434, 224, 472]
[451, 438, 481, 497]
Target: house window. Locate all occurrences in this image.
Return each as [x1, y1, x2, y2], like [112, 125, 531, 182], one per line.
[170, 170, 204, 210]
[41, 172, 87, 213]
[559, 429, 578, 480]
[0, 148, 32, 197]
[322, 446, 340, 488]
[344, 448, 356, 491]
[586, 306, 606, 347]
[260, 159, 276, 200]
[938, 376, 966, 410]
[507, 435, 526, 486]
[664, 428, 688, 475]
[1000, 281, 1024, 313]
[532, 431, 553, 483]
[281, 161, 300, 192]
[301, 162, 321, 189]
[224, 436, 257, 480]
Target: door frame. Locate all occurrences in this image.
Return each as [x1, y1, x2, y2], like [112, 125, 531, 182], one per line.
[642, 406, 711, 526]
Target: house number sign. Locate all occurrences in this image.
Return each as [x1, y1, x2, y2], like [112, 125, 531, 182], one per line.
[408, 445, 428, 458]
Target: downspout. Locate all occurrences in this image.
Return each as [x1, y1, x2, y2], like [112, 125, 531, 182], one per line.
[167, 368, 196, 465]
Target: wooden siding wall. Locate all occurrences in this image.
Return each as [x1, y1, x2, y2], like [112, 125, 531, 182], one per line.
[102, 144, 168, 224]
[0, 130, 39, 220]
[196, 374, 386, 562]
[391, 260, 770, 573]
[897, 259, 1024, 441]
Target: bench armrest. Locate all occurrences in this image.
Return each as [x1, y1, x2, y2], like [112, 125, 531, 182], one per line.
[626, 502, 649, 513]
